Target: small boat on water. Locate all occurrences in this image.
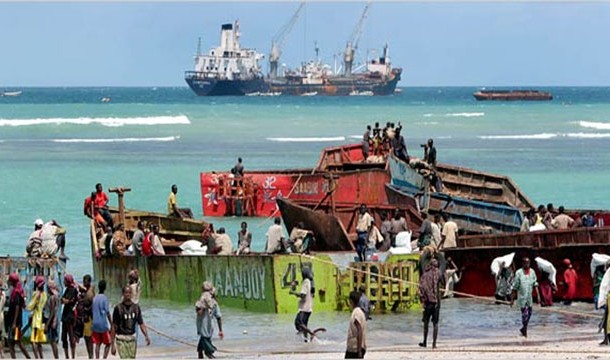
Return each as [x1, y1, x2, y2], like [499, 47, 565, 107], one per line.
[301, 91, 318, 96]
[1, 90, 22, 97]
[473, 89, 553, 101]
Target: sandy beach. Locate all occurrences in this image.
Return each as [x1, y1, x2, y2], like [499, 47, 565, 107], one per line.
[130, 326, 607, 359]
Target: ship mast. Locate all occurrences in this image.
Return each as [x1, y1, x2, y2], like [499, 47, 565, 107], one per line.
[344, 2, 371, 77]
[270, 2, 305, 78]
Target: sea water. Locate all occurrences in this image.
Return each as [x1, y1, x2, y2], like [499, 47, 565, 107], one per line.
[0, 87, 606, 351]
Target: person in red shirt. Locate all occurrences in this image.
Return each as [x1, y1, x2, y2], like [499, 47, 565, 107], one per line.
[84, 192, 106, 226]
[94, 183, 114, 228]
[562, 258, 578, 305]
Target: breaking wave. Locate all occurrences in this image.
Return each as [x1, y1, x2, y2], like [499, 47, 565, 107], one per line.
[480, 132, 610, 140]
[479, 133, 557, 140]
[52, 136, 180, 143]
[578, 121, 610, 130]
[267, 136, 346, 142]
[0, 115, 190, 127]
[445, 112, 485, 117]
[423, 112, 484, 118]
[566, 132, 610, 139]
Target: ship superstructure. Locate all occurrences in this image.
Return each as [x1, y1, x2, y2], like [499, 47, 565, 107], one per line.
[185, 21, 267, 96]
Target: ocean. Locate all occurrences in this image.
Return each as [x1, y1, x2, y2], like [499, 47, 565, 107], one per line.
[0, 86, 605, 351]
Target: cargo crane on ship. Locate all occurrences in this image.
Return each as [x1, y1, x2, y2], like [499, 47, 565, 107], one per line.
[269, 2, 305, 79]
[343, 2, 370, 76]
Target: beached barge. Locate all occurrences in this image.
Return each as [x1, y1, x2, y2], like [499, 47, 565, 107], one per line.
[90, 192, 420, 313]
[200, 143, 387, 217]
[446, 227, 610, 301]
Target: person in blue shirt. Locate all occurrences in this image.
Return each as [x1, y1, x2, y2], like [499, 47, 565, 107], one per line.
[91, 280, 113, 358]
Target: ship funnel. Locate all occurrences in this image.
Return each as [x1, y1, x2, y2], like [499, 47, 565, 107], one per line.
[219, 22, 239, 54]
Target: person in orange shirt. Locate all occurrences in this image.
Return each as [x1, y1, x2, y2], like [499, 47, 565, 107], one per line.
[94, 183, 114, 228]
[84, 192, 106, 226]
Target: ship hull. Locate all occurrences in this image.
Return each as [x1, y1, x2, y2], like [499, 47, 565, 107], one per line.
[447, 227, 610, 301]
[267, 69, 402, 96]
[185, 75, 267, 96]
[185, 70, 401, 96]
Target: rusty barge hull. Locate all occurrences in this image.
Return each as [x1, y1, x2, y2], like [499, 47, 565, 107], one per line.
[445, 227, 610, 301]
[200, 143, 387, 217]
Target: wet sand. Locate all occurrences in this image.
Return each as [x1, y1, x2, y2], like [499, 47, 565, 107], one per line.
[134, 327, 607, 359]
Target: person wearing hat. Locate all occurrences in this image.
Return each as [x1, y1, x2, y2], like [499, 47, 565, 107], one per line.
[26, 219, 44, 257]
[562, 258, 578, 305]
[27, 276, 47, 358]
[46, 280, 61, 358]
[6, 273, 30, 358]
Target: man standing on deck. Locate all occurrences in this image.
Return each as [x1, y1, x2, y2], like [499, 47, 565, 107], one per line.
[95, 183, 114, 229]
[418, 258, 441, 349]
[362, 125, 371, 160]
[232, 157, 244, 177]
[356, 204, 373, 262]
[131, 221, 146, 257]
[168, 184, 194, 219]
[391, 126, 409, 162]
[439, 214, 459, 250]
[552, 206, 575, 229]
[389, 209, 409, 248]
[265, 217, 286, 254]
[423, 138, 437, 167]
[510, 257, 541, 338]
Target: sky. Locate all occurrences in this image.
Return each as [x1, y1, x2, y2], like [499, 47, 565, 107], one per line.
[1, 2, 610, 87]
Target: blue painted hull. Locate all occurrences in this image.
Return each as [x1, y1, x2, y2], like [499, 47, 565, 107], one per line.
[185, 76, 267, 96]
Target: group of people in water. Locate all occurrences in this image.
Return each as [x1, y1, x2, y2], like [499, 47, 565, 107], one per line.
[0, 270, 149, 359]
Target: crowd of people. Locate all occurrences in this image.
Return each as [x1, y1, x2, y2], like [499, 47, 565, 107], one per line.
[361, 122, 437, 167]
[520, 203, 598, 232]
[0, 270, 149, 359]
[355, 204, 460, 262]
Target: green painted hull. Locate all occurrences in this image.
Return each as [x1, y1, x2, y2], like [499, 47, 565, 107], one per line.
[92, 252, 420, 313]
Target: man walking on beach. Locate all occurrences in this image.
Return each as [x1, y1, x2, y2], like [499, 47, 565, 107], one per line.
[418, 258, 441, 348]
[195, 281, 223, 359]
[92, 280, 113, 359]
[290, 267, 315, 342]
[511, 257, 541, 338]
[111, 285, 151, 358]
[345, 290, 367, 359]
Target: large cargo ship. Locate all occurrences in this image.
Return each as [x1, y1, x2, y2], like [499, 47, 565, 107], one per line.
[473, 89, 553, 101]
[185, 4, 402, 96]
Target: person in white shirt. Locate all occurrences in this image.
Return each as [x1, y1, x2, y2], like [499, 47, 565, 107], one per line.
[439, 214, 459, 250]
[345, 290, 367, 358]
[265, 217, 286, 254]
[290, 267, 315, 342]
[356, 204, 373, 262]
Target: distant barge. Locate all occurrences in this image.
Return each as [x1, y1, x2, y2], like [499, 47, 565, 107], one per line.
[473, 90, 553, 101]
